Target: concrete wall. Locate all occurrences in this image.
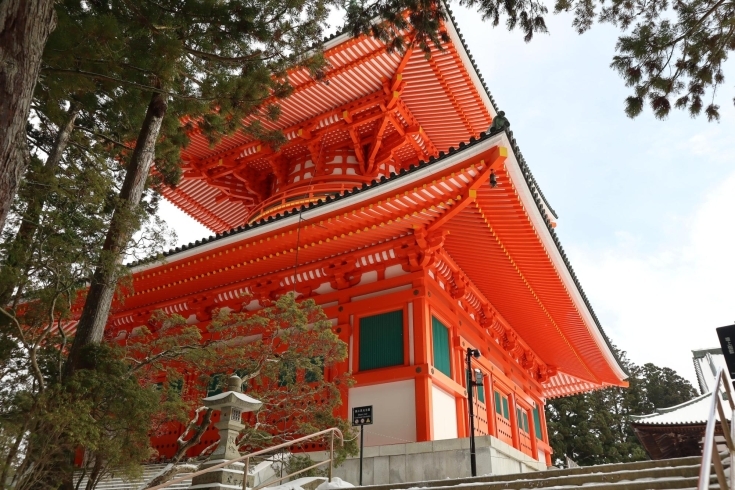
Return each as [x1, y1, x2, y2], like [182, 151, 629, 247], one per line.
[307, 435, 546, 486]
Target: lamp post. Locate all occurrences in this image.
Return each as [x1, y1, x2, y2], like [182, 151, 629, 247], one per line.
[466, 348, 483, 477]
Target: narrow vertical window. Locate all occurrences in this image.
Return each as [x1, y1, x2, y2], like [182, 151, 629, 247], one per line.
[533, 405, 543, 440]
[494, 390, 502, 417]
[432, 317, 451, 377]
[467, 368, 485, 403]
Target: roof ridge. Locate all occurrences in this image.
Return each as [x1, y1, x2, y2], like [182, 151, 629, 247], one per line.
[629, 391, 712, 422]
[441, 3, 558, 219]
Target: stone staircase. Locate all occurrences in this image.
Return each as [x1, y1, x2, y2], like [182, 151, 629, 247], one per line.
[76, 454, 727, 490]
[75, 463, 193, 490]
[354, 455, 728, 490]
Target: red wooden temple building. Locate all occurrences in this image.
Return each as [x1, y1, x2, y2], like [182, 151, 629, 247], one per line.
[68, 11, 627, 470]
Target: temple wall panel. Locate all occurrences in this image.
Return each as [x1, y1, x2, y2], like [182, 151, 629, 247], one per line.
[348, 380, 417, 447]
[431, 385, 459, 440]
[107, 235, 555, 463]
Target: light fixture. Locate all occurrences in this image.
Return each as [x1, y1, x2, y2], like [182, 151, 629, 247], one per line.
[474, 368, 484, 386]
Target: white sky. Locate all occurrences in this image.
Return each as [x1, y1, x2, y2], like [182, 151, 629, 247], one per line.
[157, 5, 735, 387]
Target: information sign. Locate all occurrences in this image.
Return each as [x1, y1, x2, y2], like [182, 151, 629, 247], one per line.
[352, 405, 373, 426]
[716, 324, 735, 381]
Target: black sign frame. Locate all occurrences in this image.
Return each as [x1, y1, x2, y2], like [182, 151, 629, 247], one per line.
[716, 324, 735, 381]
[352, 405, 373, 426]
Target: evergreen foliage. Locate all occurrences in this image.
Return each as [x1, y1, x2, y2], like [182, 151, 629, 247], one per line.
[545, 349, 699, 466]
[554, 0, 735, 120]
[0, 294, 355, 490]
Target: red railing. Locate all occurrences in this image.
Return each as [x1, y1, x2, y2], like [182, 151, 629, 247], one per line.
[246, 182, 368, 223]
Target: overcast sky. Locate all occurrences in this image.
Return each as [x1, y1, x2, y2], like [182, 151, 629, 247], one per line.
[157, 5, 735, 388]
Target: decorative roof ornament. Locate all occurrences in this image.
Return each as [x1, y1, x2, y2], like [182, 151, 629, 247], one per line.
[487, 111, 510, 134]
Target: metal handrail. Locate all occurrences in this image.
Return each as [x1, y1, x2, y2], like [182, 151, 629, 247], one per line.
[698, 368, 735, 490]
[147, 427, 344, 490]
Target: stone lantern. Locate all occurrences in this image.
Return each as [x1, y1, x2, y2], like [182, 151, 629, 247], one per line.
[190, 374, 262, 490]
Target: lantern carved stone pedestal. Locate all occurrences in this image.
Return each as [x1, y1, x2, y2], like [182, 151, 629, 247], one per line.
[190, 375, 262, 490]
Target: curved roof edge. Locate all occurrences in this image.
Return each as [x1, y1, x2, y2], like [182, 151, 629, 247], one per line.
[131, 127, 626, 381]
[441, 4, 558, 220]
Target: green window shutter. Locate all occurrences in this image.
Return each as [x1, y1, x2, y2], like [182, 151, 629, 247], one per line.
[207, 373, 225, 396]
[516, 408, 522, 428]
[278, 361, 296, 386]
[170, 379, 183, 395]
[494, 391, 502, 416]
[359, 310, 404, 371]
[502, 396, 509, 419]
[432, 317, 451, 377]
[522, 412, 529, 433]
[533, 406, 543, 440]
[305, 357, 323, 383]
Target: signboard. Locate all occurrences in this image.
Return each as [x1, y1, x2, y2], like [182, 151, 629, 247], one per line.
[352, 405, 373, 426]
[716, 324, 735, 381]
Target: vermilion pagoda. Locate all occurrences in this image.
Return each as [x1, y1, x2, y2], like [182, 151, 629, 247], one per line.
[67, 11, 627, 468]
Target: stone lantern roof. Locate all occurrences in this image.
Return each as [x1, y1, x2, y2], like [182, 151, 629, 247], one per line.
[202, 374, 263, 412]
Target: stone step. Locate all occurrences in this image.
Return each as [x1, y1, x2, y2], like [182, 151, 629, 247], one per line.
[75, 465, 194, 490]
[457, 476, 716, 490]
[354, 455, 726, 490]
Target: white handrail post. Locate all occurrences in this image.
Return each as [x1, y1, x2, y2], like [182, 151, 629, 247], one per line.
[731, 403, 735, 490]
[242, 456, 250, 490]
[713, 443, 728, 489]
[699, 371, 723, 490]
[329, 430, 334, 482]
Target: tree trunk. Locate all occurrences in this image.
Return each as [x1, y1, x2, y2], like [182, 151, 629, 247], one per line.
[64, 92, 167, 377]
[0, 103, 80, 307]
[0, 0, 57, 233]
[143, 409, 213, 489]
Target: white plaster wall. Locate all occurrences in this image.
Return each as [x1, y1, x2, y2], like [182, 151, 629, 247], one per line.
[349, 380, 417, 447]
[431, 385, 458, 440]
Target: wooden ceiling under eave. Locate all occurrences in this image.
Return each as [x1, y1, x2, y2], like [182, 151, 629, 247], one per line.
[439, 158, 624, 388]
[160, 25, 493, 232]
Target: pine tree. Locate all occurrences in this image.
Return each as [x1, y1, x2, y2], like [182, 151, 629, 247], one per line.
[0, 293, 355, 490]
[545, 348, 698, 465]
[0, 0, 57, 233]
[39, 0, 332, 376]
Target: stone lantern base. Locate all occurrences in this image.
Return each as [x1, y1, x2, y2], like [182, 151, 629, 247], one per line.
[189, 460, 245, 490]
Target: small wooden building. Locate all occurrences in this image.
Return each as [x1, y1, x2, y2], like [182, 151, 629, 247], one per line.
[632, 348, 728, 459]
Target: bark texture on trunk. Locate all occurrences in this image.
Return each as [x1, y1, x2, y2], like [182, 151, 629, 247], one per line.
[143, 409, 213, 489]
[0, 0, 57, 233]
[65, 92, 167, 377]
[0, 104, 80, 307]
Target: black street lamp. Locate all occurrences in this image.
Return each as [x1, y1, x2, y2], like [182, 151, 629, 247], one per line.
[466, 347, 484, 477]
